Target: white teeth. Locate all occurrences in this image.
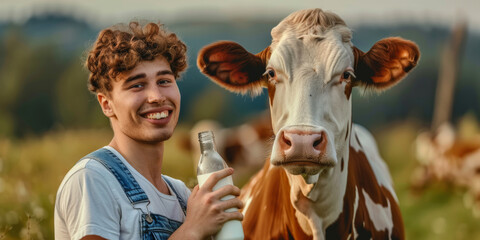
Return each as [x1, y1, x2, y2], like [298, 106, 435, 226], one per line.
[146, 111, 169, 120]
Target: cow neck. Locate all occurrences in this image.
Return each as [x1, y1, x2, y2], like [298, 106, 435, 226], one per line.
[284, 123, 352, 236]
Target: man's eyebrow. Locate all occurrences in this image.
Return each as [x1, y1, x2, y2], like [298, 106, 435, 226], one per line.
[157, 70, 174, 76]
[125, 73, 146, 83]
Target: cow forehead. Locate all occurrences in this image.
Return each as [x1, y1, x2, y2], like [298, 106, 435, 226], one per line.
[268, 26, 354, 84]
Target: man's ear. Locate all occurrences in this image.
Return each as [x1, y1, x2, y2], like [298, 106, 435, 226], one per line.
[353, 37, 420, 90]
[197, 41, 270, 96]
[97, 93, 115, 117]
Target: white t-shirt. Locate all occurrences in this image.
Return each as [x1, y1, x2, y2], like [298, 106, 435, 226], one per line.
[54, 146, 191, 240]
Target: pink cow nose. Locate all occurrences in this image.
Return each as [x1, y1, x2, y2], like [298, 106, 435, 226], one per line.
[279, 130, 328, 159]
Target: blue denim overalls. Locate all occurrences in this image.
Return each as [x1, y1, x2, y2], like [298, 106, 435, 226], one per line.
[83, 148, 187, 239]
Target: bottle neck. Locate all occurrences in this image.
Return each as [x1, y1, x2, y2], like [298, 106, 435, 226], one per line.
[198, 131, 217, 153]
[199, 139, 215, 153]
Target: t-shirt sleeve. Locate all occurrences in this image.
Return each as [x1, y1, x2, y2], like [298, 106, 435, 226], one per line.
[56, 166, 121, 240]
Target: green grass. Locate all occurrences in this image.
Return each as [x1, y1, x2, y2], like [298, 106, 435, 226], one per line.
[0, 129, 113, 239]
[1, 122, 479, 239]
[376, 121, 480, 240]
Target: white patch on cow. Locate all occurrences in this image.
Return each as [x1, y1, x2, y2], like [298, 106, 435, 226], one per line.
[362, 189, 393, 238]
[349, 125, 362, 153]
[352, 186, 359, 239]
[267, 26, 354, 136]
[352, 124, 398, 202]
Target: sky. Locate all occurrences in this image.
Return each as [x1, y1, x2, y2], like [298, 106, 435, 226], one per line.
[1, 0, 479, 33]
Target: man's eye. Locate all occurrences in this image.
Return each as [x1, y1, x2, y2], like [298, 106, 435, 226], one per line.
[158, 79, 173, 85]
[130, 83, 144, 89]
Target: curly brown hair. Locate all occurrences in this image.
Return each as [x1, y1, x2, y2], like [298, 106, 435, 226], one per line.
[86, 21, 187, 94]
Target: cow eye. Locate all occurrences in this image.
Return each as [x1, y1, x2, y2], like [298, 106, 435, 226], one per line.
[264, 68, 278, 84]
[267, 69, 276, 78]
[340, 70, 355, 81]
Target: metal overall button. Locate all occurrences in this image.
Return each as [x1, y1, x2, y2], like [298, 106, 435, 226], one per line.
[133, 201, 153, 224]
[145, 213, 153, 224]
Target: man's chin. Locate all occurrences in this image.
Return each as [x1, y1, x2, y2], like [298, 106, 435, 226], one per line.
[151, 132, 174, 142]
[138, 128, 175, 143]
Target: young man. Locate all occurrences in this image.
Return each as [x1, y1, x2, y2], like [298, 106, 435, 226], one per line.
[54, 22, 243, 240]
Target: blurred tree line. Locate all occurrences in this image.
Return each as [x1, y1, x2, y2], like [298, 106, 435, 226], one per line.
[0, 20, 107, 138]
[1, 14, 480, 139]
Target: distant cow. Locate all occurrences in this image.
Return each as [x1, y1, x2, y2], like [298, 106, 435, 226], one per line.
[415, 123, 480, 214]
[183, 111, 273, 171]
[198, 8, 419, 239]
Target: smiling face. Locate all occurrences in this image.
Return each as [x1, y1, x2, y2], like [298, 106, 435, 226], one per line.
[98, 56, 181, 143]
[267, 26, 355, 176]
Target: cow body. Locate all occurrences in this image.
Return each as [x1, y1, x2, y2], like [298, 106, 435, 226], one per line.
[415, 123, 480, 215]
[197, 8, 419, 239]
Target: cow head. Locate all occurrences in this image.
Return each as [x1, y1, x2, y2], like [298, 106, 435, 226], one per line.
[198, 8, 419, 187]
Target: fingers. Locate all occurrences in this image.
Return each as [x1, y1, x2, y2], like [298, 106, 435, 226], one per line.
[218, 197, 244, 211]
[214, 185, 241, 199]
[214, 205, 244, 224]
[223, 210, 244, 222]
[201, 168, 234, 191]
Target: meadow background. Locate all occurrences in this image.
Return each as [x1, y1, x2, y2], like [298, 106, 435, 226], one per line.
[1, 1, 480, 239]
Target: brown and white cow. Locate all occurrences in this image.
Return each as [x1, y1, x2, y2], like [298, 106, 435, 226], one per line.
[197, 8, 419, 240]
[415, 123, 480, 215]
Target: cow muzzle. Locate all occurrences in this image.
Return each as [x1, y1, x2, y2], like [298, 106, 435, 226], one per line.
[271, 125, 337, 175]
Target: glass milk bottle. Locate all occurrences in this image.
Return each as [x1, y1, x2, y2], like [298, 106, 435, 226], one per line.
[197, 131, 244, 240]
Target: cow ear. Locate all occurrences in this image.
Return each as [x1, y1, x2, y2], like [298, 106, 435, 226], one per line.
[197, 41, 270, 96]
[353, 37, 420, 90]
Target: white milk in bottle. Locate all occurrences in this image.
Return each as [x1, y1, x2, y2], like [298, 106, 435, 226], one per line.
[197, 131, 244, 240]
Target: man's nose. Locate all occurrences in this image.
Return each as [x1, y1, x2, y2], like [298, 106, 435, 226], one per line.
[146, 87, 166, 103]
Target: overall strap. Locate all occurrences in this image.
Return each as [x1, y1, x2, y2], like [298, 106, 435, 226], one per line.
[163, 177, 187, 216]
[82, 148, 149, 204]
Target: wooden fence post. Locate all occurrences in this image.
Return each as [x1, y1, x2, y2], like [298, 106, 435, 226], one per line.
[431, 21, 467, 133]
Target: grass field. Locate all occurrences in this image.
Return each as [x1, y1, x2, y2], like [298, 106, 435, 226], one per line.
[0, 122, 479, 239]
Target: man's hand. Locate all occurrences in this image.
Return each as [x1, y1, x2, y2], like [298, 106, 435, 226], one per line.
[170, 168, 244, 240]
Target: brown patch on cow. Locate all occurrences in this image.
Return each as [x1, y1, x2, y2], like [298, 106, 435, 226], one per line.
[341, 157, 344, 172]
[267, 83, 276, 106]
[241, 160, 311, 239]
[344, 81, 353, 100]
[325, 147, 404, 239]
[256, 46, 272, 65]
[446, 139, 480, 158]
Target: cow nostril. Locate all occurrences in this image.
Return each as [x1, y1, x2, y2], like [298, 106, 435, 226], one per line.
[313, 134, 324, 148]
[282, 132, 292, 146]
[313, 139, 321, 148]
